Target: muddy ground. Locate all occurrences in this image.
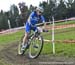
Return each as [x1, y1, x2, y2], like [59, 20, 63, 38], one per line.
[0, 41, 75, 65]
[0, 24, 75, 65]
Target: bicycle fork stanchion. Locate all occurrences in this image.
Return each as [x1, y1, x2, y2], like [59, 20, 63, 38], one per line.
[52, 16, 55, 54]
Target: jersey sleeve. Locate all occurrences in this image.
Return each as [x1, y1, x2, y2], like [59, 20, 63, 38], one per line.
[27, 12, 37, 24]
[29, 12, 38, 21]
[41, 15, 45, 23]
[29, 12, 34, 18]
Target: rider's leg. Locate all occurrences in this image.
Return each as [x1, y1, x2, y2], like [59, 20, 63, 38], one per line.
[21, 32, 29, 50]
[22, 22, 31, 49]
[22, 32, 29, 45]
[22, 25, 41, 45]
[37, 27, 43, 32]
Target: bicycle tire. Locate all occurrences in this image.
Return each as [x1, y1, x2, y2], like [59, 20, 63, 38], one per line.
[18, 35, 26, 55]
[29, 35, 44, 59]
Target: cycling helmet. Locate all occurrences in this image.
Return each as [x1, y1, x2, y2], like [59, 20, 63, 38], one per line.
[36, 7, 44, 13]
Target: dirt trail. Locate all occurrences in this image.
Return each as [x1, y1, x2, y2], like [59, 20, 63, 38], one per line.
[0, 24, 75, 65]
[0, 42, 30, 65]
[0, 41, 75, 65]
[45, 24, 75, 30]
[0, 24, 75, 35]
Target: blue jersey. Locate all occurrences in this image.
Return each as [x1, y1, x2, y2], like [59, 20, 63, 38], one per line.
[27, 11, 45, 25]
[25, 11, 45, 33]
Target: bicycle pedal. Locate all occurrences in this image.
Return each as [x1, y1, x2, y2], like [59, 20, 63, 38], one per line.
[26, 44, 30, 49]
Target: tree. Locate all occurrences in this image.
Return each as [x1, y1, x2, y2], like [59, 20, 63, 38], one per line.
[65, 0, 74, 18]
[29, 5, 35, 12]
[71, 0, 75, 17]
[39, 1, 50, 21]
[66, 0, 74, 8]
[56, 0, 67, 20]
[39, 0, 57, 21]
[18, 2, 28, 25]
[0, 10, 9, 30]
[9, 4, 19, 28]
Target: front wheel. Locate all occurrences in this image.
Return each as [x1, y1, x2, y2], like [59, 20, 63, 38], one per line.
[29, 35, 44, 59]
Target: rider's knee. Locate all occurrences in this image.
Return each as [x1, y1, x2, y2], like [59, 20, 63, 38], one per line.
[25, 32, 29, 38]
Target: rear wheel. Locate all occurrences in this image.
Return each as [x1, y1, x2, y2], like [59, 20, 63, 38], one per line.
[29, 35, 43, 59]
[18, 43, 25, 55]
[18, 35, 27, 55]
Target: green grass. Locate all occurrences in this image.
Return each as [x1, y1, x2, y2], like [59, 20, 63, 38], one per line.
[0, 30, 24, 45]
[41, 27, 75, 57]
[42, 42, 75, 57]
[43, 27, 75, 40]
[46, 20, 75, 27]
[0, 20, 75, 57]
[55, 20, 75, 26]
[0, 30, 24, 51]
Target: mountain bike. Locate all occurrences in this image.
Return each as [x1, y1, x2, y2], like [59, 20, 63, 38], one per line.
[18, 26, 48, 59]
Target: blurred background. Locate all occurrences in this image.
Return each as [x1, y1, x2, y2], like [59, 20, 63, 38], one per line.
[0, 0, 75, 31]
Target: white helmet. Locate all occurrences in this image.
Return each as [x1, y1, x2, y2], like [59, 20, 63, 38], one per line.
[36, 7, 44, 13]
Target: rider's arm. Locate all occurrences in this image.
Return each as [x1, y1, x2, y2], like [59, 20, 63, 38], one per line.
[41, 15, 46, 29]
[27, 12, 38, 25]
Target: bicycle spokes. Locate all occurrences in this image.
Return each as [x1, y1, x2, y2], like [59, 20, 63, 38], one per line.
[29, 35, 43, 58]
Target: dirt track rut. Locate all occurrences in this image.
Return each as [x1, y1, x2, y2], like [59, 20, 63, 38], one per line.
[0, 41, 75, 65]
[0, 24, 75, 65]
[0, 42, 30, 65]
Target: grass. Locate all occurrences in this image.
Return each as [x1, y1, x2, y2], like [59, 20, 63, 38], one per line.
[43, 27, 75, 40]
[0, 30, 24, 51]
[0, 30, 24, 45]
[0, 20, 75, 57]
[55, 20, 75, 26]
[46, 20, 75, 27]
[42, 42, 75, 57]
[0, 21, 75, 45]
[0, 21, 75, 65]
[41, 27, 75, 57]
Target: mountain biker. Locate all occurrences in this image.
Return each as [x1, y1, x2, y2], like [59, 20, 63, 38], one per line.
[22, 7, 46, 50]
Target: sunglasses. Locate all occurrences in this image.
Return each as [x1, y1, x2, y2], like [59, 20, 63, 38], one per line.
[39, 11, 42, 13]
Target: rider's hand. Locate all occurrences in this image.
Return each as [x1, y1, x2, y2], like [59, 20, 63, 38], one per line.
[42, 22, 46, 29]
[42, 22, 49, 32]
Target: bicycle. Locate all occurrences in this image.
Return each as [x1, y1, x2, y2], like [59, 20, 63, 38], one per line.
[18, 25, 48, 59]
